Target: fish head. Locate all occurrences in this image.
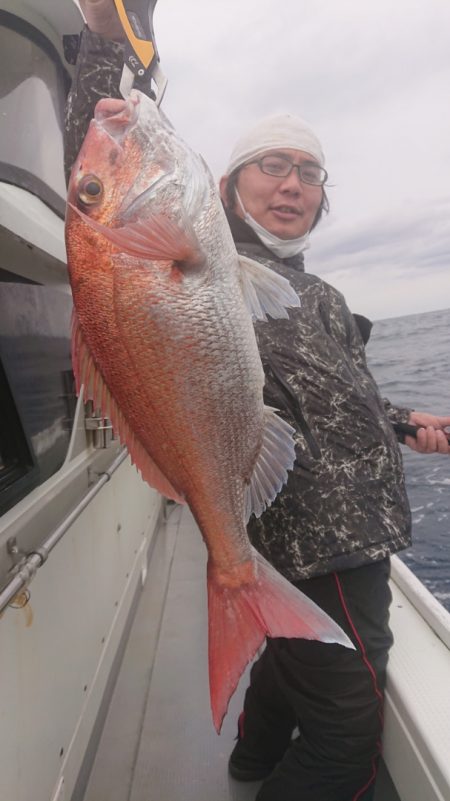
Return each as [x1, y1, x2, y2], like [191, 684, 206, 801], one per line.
[65, 92, 190, 295]
[67, 92, 196, 229]
[66, 91, 221, 283]
[65, 94, 147, 287]
[66, 94, 146, 233]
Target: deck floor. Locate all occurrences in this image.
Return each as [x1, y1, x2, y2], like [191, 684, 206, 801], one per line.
[82, 505, 399, 801]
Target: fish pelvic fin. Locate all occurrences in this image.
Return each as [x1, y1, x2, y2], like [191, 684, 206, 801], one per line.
[245, 406, 296, 522]
[208, 549, 354, 733]
[68, 203, 204, 270]
[238, 255, 301, 321]
[72, 312, 185, 504]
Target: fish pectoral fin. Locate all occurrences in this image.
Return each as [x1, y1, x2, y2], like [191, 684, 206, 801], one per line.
[72, 312, 185, 504]
[68, 203, 204, 269]
[208, 550, 354, 733]
[245, 406, 296, 521]
[238, 255, 300, 321]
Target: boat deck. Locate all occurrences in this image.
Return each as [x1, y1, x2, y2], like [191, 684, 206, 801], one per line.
[80, 505, 400, 801]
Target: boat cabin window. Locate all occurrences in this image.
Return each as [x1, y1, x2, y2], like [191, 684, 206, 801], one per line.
[0, 269, 74, 516]
[0, 12, 70, 218]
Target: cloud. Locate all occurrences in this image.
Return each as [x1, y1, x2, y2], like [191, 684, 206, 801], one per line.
[307, 199, 450, 318]
[312, 199, 450, 266]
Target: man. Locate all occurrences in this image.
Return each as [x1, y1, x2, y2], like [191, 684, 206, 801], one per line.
[65, 3, 450, 799]
[217, 116, 449, 801]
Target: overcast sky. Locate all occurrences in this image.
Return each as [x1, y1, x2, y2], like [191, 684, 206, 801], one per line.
[150, 0, 450, 320]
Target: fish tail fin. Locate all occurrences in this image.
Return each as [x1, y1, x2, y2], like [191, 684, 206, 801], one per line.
[208, 549, 354, 733]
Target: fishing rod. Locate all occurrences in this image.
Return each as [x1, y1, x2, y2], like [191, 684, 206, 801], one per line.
[113, 0, 167, 103]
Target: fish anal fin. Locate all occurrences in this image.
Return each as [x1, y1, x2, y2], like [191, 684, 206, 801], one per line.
[71, 312, 185, 504]
[245, 406, 296, 521]
[239, 255, 300, 321]
[208, 550, 354, 733]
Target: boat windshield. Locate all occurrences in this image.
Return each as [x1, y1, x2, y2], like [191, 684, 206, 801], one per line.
[0, 15, 68, 216]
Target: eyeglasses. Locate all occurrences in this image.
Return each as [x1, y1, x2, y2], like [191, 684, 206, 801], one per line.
[247, 154, 328, 186]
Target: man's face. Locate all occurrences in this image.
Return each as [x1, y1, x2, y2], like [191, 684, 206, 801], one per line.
[221, 148, 324, 240]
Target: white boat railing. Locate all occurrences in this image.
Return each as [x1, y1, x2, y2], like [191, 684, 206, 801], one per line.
[390, 555, 450, 649]
[0, 448, 128, 615]
[385, 556, 450, 801]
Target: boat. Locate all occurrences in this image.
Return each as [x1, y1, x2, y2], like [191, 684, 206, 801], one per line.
[0, 2, 449, 800]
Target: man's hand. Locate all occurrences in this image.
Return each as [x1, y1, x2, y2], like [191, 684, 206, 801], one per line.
[80, 0, 125, 41]
[405, 411, 450, 454]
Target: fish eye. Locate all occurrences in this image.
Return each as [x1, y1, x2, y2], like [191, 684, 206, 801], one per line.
[78, 174, 104, 206]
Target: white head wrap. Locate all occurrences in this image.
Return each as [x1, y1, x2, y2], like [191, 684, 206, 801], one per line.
[224, 114, 325, 175]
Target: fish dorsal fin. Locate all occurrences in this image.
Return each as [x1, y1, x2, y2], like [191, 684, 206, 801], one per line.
[244, 406, 296, 521]
[238, 255, 300, 321]
[68, 203, 203, 269]
[71, 312, 185, 504]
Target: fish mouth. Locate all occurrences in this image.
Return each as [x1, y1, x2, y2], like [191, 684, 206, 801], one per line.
[94, 94, 140, 143]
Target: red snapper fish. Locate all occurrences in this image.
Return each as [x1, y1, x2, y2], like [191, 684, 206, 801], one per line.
[65, 91, 353, 732]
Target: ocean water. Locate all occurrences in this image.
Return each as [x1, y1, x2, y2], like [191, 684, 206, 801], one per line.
[366, 307, 450, 612]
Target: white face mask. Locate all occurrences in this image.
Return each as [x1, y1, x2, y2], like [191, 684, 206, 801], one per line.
[235, 190, 310, 259]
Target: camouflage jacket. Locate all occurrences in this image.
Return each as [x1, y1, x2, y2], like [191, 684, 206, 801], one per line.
[64, 29, 412, 581]
[240, 238, 412, 579]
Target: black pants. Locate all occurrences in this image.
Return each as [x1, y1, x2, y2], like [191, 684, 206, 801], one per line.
[237, 559, 393, 801]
